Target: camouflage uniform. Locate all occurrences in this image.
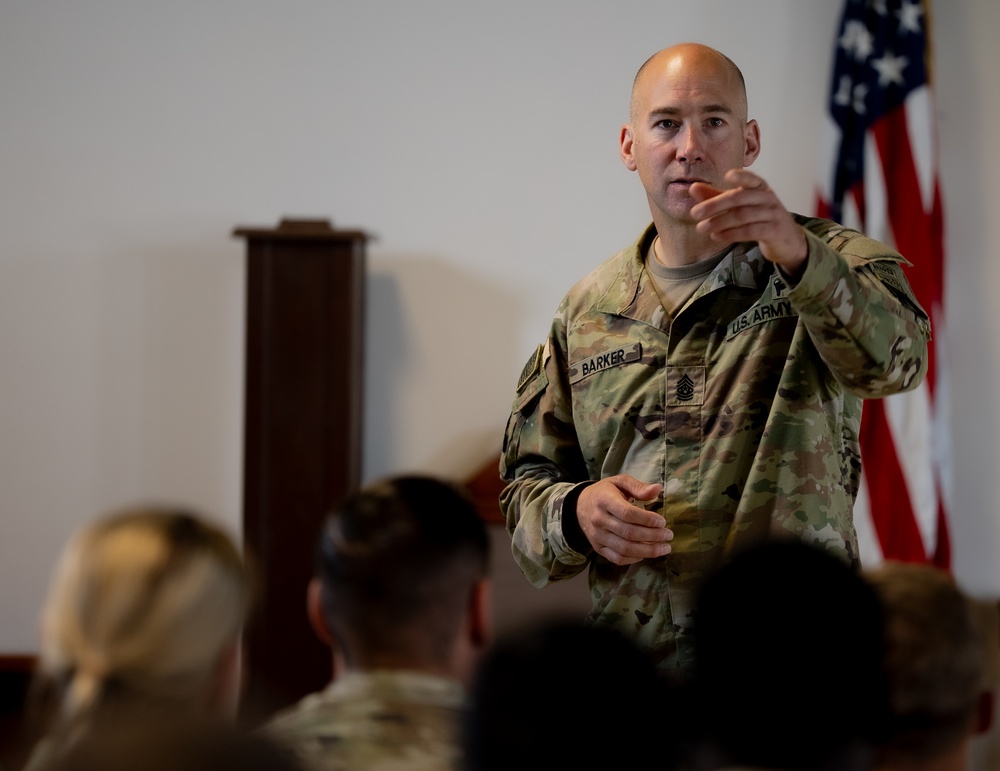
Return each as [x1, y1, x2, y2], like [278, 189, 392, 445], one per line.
[263, 670, 465, 771]
[500, 217, 930, 670]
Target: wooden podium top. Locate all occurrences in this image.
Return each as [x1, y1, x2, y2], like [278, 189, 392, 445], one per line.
[233, 218, 369, 241]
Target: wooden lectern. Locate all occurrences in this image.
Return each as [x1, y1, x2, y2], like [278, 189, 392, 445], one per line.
[233, 218, 366, 723]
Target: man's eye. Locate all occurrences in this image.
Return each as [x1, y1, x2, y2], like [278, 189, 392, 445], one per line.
[657, 120, 677, 129]
[708, 118, 725, 127]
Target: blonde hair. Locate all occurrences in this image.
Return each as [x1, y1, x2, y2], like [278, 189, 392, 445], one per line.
[38, 508, 248, 730]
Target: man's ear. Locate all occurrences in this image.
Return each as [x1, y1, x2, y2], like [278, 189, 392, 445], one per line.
[306, 577, 333, 647]
[743, 118, 761, 167]
[468, 578, 493, 649]
[620, 124, 638, 171]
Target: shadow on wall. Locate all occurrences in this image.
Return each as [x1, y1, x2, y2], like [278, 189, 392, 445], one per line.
[363, 251, 526, 484]
[363, 251, 592, 632]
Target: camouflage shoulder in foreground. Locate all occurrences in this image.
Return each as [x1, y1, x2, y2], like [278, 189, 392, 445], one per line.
[263, 670, 466, 771]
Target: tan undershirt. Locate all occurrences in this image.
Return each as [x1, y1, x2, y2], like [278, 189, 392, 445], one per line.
[645, 238, 731, 317]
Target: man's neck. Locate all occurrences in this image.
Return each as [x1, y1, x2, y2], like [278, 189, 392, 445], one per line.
[652, 220, 732, 268]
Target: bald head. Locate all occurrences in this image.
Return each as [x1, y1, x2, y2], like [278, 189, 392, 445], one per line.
[629, 44, 748, 124]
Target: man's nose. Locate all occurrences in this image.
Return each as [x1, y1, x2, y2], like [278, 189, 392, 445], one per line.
[677, 125, 704, 163]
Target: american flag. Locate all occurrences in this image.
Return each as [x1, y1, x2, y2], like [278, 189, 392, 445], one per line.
[816, 0, 950, 568]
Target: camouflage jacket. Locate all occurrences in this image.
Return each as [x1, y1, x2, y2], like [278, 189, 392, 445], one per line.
[499, 217, 930, 669]
[263, 670, 466, 771]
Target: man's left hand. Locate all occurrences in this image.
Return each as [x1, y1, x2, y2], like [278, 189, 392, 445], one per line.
[689, 169, 808, 278]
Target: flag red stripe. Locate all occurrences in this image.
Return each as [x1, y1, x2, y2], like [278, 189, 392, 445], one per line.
[860, 399, 928, 562]
[820, 0, 950, 569]
[933, 491, 951, 569]
[871, 108, 943, 393]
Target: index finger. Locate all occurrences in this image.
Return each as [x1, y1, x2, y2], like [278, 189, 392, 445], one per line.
[723, 168, 767, 191]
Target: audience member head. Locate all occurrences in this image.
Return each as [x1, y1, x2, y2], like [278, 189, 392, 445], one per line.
[309, 474, 491, 683]
[463, 619, 682, 771]
[36, 507, 249, 739]
[865, 561, 991, 770]
[692, 539, 889, 771]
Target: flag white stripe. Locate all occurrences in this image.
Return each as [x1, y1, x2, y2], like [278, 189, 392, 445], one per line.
[864, 128, 890, 244]
[884, 382, 938, 556]
[905, 85, 937, 212]
[932, 310, 954, 514]
[852, 473, 884, 568]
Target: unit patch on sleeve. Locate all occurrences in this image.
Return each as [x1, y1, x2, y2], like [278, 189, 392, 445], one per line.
[863, 259, 923, 312]
[568, 343, 642, 384]
[516, 344, 543, 394]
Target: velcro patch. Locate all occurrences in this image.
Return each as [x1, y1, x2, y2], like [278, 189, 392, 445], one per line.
[516, 345, 543, 394]
[569, 343, 642, 384]
[726, 298, 797, 339]
[667, 365, 706, 406]
[864, 259, 922, 311]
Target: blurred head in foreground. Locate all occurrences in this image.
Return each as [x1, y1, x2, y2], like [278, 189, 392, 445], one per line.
[310, 474, 492, 682]
[865, 561, 992, 770]
[35, 507, 249, 751]
[692, 539, 889, 771]
[264, 475, 491, 771]
[463, 618, 680, 771]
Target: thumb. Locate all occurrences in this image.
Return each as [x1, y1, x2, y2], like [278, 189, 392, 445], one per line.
[611, 475, 663, 502]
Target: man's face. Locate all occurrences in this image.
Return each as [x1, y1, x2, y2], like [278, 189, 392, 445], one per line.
[620, 47, 760, 227]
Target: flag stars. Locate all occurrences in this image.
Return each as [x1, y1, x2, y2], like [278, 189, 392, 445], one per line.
[871, 0, 889, 15]
[839, 19, 875, 60]
[834, 75, 868, 113]
[871, 49, 909, 87]
[896, 0, 924, 34]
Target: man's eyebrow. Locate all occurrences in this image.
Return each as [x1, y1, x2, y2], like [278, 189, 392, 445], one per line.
[649, 103, 734, 117]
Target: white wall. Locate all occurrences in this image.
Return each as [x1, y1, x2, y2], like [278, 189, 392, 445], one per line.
[1, 1, 998, 653]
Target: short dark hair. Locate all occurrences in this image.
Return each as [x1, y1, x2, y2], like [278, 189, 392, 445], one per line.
[692, 539, 889, 771]
[316, 475, 489, 667]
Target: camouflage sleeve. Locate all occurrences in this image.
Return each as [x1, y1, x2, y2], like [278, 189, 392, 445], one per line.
[498, 313, 593, 588]
[785, 224, 930, 398]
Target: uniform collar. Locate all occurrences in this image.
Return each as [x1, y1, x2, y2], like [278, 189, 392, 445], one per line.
[593, 223, 773, 322]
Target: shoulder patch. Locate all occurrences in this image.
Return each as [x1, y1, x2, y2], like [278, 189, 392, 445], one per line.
[862, 259, 924, 313]
[516, 344, 543, 394]
[512, 343, 549, 413]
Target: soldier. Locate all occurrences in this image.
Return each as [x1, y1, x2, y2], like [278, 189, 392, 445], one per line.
[499, 42, 930, 670]
[263, 475, 491, 771]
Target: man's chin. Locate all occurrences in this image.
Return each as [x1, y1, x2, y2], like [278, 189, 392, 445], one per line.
[660, 200, 698, 223]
